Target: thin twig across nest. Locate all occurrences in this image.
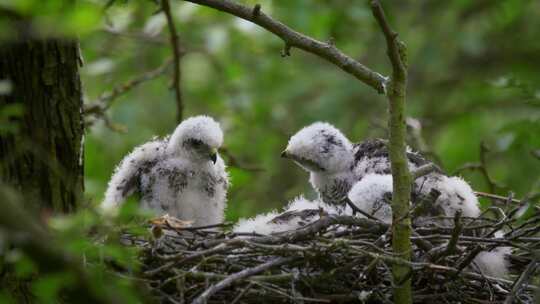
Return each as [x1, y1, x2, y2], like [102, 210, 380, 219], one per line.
[123, 202, 539, 303]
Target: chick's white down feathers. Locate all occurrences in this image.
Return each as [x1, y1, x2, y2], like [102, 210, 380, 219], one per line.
[102, 138, 164, 208]
[285, 122, 481, 220]
[348, 173, 507, 278]
[424, 175, 481, 218]
[283, 122, 508, 277]
[233, 196, 351, 235]
[348, 174, 481, 223]
[347, 174, 393, 223]
[102, 116, 229, 226]
[284, 122, 354, 174]
[473, 231, 511, 279]
[167, 115, 223, 155]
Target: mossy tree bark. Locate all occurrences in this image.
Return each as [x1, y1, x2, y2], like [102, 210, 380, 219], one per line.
[370, 1, 413, 303]
[0, 39, 84, 213]
[387, 74, 412, 303]
[0, 38, 85, 303]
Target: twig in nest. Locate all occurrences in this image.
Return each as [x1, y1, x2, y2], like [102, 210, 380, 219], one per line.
[474, 191, 522, 205]
[504, 259, 538, 304]
[121, 202, 539, 302]
[191, 257, 296, 304]
[344, 197, 383, 221]
[427, 210, 462, 262]
[230, 282, 254, 304]
[454, 142, 506, 195]
[411, 163, 440, 180]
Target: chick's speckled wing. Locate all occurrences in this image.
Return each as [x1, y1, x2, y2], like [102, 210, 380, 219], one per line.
[214, 154, 230, 192]
[353, 138, 430, 176]
[102, 138, 166, 210]
[140, 154, 229, 224]
[139, 157, 191, 213]
[319, 178, 351, 206]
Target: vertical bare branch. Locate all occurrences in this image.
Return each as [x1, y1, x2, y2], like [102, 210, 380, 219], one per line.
[162, 0, 184, 122]
[371, 1, 407, 79]
[370, 1, 412, 303]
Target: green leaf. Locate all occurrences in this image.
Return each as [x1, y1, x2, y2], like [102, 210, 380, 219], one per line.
[11, 253, 37, 278]
[31, 273, 74, 304]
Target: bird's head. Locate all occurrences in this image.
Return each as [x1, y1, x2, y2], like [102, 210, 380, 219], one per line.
[168, 115, 223, 163]
[282, 122, 354, 174]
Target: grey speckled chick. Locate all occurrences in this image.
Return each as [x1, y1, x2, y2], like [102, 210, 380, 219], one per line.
[281, 122, 479, 219]
[102, 116, 229, 226]
[282, 123, 421, 207]
[282, 122, 509, 278]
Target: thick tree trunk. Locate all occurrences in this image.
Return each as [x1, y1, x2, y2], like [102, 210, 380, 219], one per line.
[0, 39, 84, 213]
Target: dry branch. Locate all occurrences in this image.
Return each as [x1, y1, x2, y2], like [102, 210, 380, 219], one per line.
[120, 206, 539, 303]
[504, 260, 538, 304]
[191, 257, 296, 304]
[161, 0, 184, 122]
[178, 0, 388, 93]
[84, 58, 173, 115]
[411, 163, 440, 180]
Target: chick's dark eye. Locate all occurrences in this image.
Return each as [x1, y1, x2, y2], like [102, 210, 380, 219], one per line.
[184, 138, 203, 148]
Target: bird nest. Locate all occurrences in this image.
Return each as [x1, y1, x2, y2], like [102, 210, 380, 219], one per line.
[122, 204, 539, 303]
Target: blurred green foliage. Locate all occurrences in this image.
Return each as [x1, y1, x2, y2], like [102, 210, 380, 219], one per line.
[1, 0, 540, 302]
[0, 192, 151, 303]
[78, 0, 540, 220]
[0, 0, 101, 37]
[1, 0, 539, 218]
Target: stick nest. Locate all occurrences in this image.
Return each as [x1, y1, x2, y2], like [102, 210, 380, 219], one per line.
[123, 205, 539, 303]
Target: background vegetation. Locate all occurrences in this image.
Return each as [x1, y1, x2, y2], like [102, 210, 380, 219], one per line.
[1, 0, 539, 302]
[79, 0, 540, 220]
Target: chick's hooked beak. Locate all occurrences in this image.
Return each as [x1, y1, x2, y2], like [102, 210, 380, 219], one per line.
[281, 150, 289, 158]
[209, 148, 218, 164]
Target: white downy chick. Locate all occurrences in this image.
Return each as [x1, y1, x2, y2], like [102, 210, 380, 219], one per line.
[348, 173, 508, 277]
[347, 174, 393, 223]
[102, 115, 229, 226]
[348, 174, 481, 222]
[281, 122, 357, 207]
[282, 123, 425, 208]
[233, 196, 348, 235]
[472, 231, 511, 279]
[417, 175, 481, 218]
[283, 121, 508, 277]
